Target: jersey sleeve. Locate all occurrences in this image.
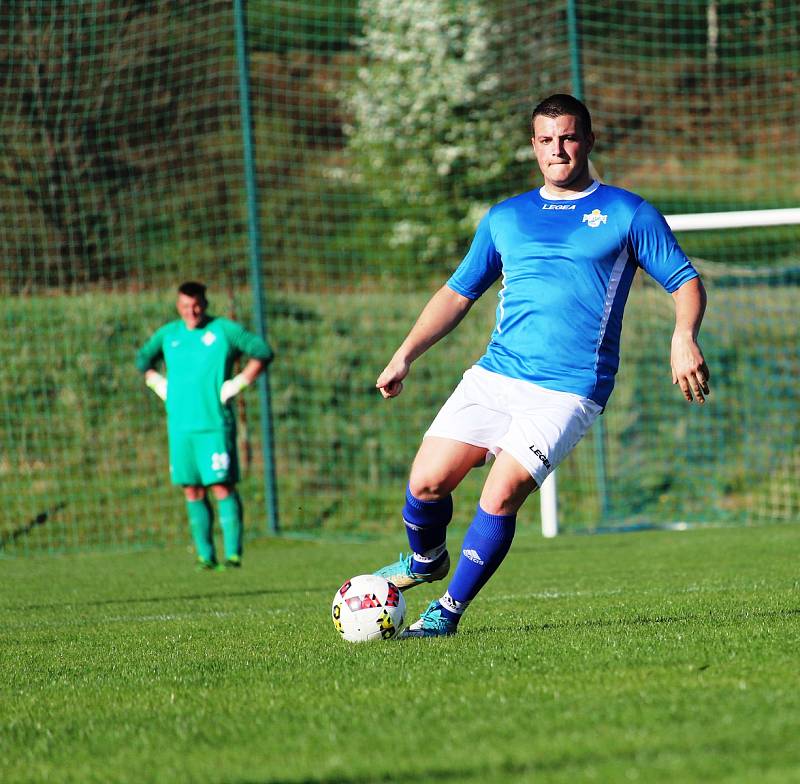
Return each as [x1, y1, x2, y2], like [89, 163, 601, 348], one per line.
[446, 209, 503, 300]
[629, 201, 699, 293]
[134, 325, 167, 372]
[221, 319, 273, 363]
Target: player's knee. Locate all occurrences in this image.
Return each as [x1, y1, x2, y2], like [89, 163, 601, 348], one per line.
[183, 485, 205, 502]
[407, 473, 452, 502]
[479, 496, 519, 516]
[479, 484, 536, 516]
[210, 483, 233, 500]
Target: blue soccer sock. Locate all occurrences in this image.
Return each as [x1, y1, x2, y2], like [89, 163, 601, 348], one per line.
[186, 498, 216, 563]
[431, 591, 470, 626]
[218, 492, 243, 561]
[442, 504, 517, 619]
[402, 485, 453, 572]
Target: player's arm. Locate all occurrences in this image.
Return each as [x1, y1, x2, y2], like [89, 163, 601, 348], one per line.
[670, 277, 710, 404]
[220, 357, 267, 403]
[627, 201, 710, 404]
[143, 368, 167, 401]
[219, 321, 273, 403]
[376, 285, 474, 399]
[135, 329, 168, 401]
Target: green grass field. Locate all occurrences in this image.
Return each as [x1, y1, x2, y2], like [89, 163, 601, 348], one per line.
[2, 523, 799, 784]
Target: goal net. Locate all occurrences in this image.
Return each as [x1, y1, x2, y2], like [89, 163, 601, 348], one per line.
[542, 207, 800, 535]
[1, 1, 798, 553]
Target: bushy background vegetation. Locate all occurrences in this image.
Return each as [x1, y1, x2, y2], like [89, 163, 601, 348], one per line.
[2, 0, 799, 293]
[3, 269, 798, 551]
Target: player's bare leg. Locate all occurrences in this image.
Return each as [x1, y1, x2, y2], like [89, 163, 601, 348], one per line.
[478, 451, 539, 515]
[375, 437, 487, 591]
[404, 451, 537, 637]
[183, 485, 206, 502]
[408, 436, 489, 499]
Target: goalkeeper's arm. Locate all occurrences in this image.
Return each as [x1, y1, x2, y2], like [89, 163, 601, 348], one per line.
[144, 369, 167, 401]
[220, 358, 266, 404]
[136, 327, 168, 401]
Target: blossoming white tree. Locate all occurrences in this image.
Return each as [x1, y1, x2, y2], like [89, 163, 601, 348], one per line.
[347, 0, 531, 268]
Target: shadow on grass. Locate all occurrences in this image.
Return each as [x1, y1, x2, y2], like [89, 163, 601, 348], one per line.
[3, 586, 330, 613]
[248, 774, 472, 784]
[240, 732, 747, 784]
[477, 605, 800, 636]
[241, 760, 514, 784]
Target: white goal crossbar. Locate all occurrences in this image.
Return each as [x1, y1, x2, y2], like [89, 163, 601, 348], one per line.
[665, 207, 800, 232]
[539, 206, 800, 537]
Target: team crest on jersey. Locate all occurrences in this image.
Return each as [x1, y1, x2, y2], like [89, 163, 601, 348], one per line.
[582, 209, 608, 228]
[202, 331, 217, 346]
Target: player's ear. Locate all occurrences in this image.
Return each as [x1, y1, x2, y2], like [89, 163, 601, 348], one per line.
[585, 131, 595, 153]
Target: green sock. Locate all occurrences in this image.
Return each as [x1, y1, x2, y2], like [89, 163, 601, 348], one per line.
[186, 498, 215, 563]
[218, 493, 243, 561]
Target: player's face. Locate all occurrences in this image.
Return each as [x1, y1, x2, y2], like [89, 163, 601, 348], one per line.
[531, 114, 595, 194]
[176, 294, 207, 329]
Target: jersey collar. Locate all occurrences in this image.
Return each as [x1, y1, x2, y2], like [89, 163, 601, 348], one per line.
[539, 179, 600, 201]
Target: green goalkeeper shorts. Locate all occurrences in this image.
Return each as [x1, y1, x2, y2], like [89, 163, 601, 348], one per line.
[168, 428, 240, 487]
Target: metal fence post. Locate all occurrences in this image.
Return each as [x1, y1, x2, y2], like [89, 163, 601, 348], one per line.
[234, 0, 280, 533]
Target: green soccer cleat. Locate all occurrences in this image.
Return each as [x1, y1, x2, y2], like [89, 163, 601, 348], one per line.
[374, 551, 450, 592]
[224, 556, 242, 568]
[196, 557, 223, 572]
[400, 600, 459, 638]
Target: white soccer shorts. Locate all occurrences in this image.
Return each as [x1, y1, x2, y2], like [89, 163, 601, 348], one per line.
[424, 365, 602, 486]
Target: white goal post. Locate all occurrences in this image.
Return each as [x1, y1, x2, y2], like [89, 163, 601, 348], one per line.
[539, 206, 800, 537]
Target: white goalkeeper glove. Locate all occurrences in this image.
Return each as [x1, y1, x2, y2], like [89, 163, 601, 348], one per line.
[145, 372, 167, 401]
[220, 373, 250, 404]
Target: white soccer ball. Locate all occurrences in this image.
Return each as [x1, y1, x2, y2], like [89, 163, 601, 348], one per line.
[331, 574, 406, 642]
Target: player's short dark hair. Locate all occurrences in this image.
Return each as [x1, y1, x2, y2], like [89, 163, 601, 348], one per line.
[178, 280, 208, 304]
[531, 94, 592, 136]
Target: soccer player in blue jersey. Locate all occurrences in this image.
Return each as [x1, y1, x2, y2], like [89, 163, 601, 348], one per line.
[136, 281, 272, 570]
[374, 94, 710, 637]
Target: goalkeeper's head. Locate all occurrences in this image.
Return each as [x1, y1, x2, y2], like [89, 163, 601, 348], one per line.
[176, 280, 208, 329]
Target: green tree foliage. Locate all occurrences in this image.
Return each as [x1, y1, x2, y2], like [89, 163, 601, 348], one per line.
[346, 0, 532, 270]
[247, 0, 361, 54]
[0, 1, 242, 291]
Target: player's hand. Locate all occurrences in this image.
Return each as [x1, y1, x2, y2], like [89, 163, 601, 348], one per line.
[376, 358, 409, 399]
[671, 332, 710, 404]
[220, 373, 249, 403]
[145, 371, 167, 401]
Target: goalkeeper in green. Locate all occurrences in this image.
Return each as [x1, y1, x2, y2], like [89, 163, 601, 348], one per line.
[136, 281, 272, 569]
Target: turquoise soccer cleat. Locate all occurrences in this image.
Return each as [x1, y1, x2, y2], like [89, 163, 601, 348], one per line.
[374, 551, 450, 592]
[401, 600, 459, 638]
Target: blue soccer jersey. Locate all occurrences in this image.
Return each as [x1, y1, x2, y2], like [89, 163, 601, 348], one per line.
[447, 181, 698, 406]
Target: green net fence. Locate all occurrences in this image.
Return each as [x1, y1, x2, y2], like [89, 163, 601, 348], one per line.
[1, 0, 798, 554]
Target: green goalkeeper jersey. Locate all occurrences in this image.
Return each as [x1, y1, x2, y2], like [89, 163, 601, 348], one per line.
[135, 316, 271, 433]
